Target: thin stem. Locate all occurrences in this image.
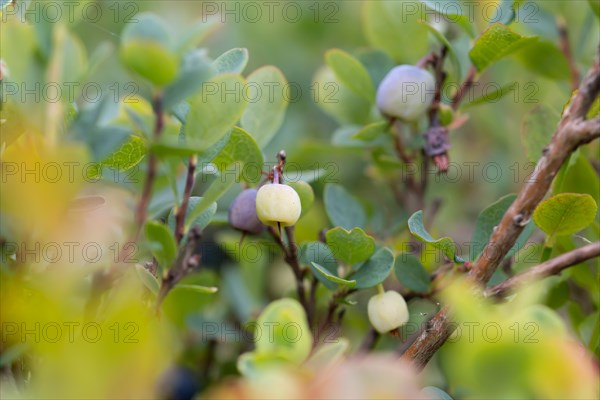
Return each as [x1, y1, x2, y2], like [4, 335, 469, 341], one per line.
[175, 156, 197, 244]
[485, 242, 600, 298]
[451, 66, 477, 110]
[557, 17, 580, 91]
[134, 95, 165, 237]
[376, 283, 385, 295]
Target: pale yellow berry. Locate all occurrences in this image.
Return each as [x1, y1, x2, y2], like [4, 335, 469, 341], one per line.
[367, 291, 409, 333]
[255, 183, 301, 227]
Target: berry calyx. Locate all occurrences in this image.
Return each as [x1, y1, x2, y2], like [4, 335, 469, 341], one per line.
[255, 183, 302, 228]
[376, 65, 435, 121]
[367, 290, 409, 334]
[228, 189, 265, 235]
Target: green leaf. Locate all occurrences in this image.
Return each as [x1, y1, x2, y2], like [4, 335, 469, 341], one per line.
[463, 82, 518, 108]
[254, 298, 312, 364]
[241, 66, 289, 148]
[162, 49, 216, 110]
[184, 74, 248, 150]
[352, 120, 389, 141]
[299, 242, 338, 290]
[313, 66, 371, 125]
[553, 151, 600, 203]
[325, 227, 376, 265]
[167, 197, 218, 233]
[420, 0, 476, 38]
[325, 49, 375, 101]
[394, 253, 431, 293]
[515, 41, 571, 81]
[173, 284, 218, 294]
[470, 194, 535, 261]
[351, 247, 395, 289]
[468, 23, 538, 72]
[363, 1, 429, 61]
[521, 105, 560, 163]
[101, 135, 146, 171]
[355, 49, 395, 87]
[135, 264, 160, 295]
[211, 126, 264, 184]
[287, 181, 315, 218]
[175, 17, 221, 54]
[311, 262, 356, 288]
[213, 48, 249, 74]
[145, 221, 178, 269]
[120, 13, 179, 86]
[533, 193, 598, 239]
[51, 26, 88, 85]
[303, 339, 349, 371]
[408, 211, 463, 263]
[184, 166, 240, 230]
[323, 184, 367, 230]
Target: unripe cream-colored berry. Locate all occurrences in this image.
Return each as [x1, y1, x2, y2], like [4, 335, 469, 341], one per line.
[255, 183, 301, 227]
[367, 291, 409, 333]
[376, 65, 435, 121]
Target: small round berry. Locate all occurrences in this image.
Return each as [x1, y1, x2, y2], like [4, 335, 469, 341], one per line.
[376, 65, 435, 121]
[367, 290, 409, 334]
[228, 189, 265, 235]
[255, 184, 302, 227]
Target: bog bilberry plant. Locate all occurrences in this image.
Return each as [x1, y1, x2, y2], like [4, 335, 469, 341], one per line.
[1, 1, 599, 399]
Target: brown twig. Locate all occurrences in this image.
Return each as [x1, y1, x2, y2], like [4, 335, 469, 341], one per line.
[134, 96, 165, 236]
[267, 226, 310, 322]
[401, 48, 600, 370]
[557, 17, 581, 91]
[451, 66, 477, 110]
[175, 156, 197, 244]
[155, 227, 203, 311]
[485, 242, 600, 298]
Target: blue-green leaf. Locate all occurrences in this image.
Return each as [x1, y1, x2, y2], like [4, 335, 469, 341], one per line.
[241, 66, 289, 148]
[351, 247, 395, 289]
[408, 211, 463, 263]
[470, 194, 535, 261]
[324, 184, 367, 230]
[213, 48, 249, 74]
[300, 242, 338, 290]
[311, 262, 356, 288]
[395, 253, 431, 293]
[325, 227, 376, 265]
[325, 49, 375, 102]
[145, 221, 178, 269]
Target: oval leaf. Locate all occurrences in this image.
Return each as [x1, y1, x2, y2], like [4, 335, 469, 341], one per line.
[469, 23, 538, 72]
[325, 49, 374, 102]
[300, 242, 338, 290]
[408, 211, 463, 263]
[533, 193, 598, 239]
[145, 221, 178, 269]
[211, 126, 264, 184]
[351, 247, 395, 289]
[394, 253, 431, 293]
[325, 227, 376, 265]
[184, 74, 248, 149]
[213, 48, 249, 74]
[311, 262, 356, 289]
[324, 184, 367, 230]
[241, 66, 289, 148]
[135, 264, 160, 295]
